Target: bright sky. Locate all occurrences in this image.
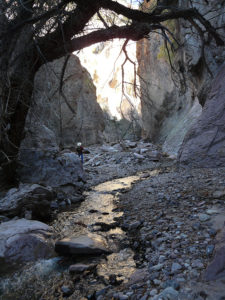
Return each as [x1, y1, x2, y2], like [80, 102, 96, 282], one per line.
[117, 0, 140, 8]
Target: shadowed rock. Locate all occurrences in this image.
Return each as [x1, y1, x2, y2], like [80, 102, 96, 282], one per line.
[0, 184, 54, 220]
[69, 263, 96, 274]
[204, 246, 225, 281]
[179, 64, 225, 167]
[0, 219, 55, 273]
[18, 150, 85, 196]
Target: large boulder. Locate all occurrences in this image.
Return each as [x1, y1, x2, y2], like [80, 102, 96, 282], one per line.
[0, 219, 55, 273]
[18, 150, 85, 196]
[0, 184, 54, 221]
[178, 65, 225, 167]
[21, 54, 104, 149]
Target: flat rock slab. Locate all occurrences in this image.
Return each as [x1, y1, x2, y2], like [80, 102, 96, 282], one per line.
[69, 263, 96, 274]
[55, 235, 111, 255]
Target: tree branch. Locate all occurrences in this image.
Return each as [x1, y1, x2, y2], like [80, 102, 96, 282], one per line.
[40, 23, 162, 61]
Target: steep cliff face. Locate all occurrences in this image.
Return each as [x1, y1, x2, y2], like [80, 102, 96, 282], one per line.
[137, 0, 225, 155]
[21, 55, 104, 149]
[178, 64, 225, 167]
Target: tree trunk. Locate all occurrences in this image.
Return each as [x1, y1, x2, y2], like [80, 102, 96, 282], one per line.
[0, 22, 39, 186]
[0, 74, 35, 186]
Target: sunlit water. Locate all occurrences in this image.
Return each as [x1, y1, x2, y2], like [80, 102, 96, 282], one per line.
[0, 175, 140, 299]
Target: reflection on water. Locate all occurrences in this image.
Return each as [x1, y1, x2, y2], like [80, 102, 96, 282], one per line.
[0, 175, 140, 299]
[98, 248, 136, 282]
[52, 175, 140, 240]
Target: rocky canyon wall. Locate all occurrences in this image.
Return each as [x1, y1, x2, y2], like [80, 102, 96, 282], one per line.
[178, 63, 225, 167]
[137, 0, 225, 156]
[21, 55, 104, 149]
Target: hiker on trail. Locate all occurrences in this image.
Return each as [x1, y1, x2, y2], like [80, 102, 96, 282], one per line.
[76, 142, 84, 163]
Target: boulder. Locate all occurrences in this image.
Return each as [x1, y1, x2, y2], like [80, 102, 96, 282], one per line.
[179, 65, 225, 167]
[0, 184, 54, 221]
[55, 234, 111, 255]
[18, 149, 85, 195]
[0, 219, 55, 273]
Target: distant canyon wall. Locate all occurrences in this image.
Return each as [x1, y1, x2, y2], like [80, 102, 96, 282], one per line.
[21, 55, 104, 150]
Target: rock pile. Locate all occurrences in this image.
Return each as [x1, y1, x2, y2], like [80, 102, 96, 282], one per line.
[83, 140, 169, 187]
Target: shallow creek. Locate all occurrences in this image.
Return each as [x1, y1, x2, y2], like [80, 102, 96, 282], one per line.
[0, 175, 141, 299]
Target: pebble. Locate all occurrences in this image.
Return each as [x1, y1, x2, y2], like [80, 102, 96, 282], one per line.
[171, 262, 182, 273]
[139, 295, 149, 300]
[213, 190, 225, 198]
[191, 259, 204, 269]
[206, 245, 214, 256]
[158, 287, 179, 299]
[150, 289, 158, 296]
[129, 221, 141, 230]
[113, 292, 129, 300]
[153, 279, 161, 285]
[159, 255, 166, 263]
[208, 228, 217, 237]
[151, 263, 164, 271]
[61, 285, 73, 297]
[162, 280, 180, 291]
[206, 208, 218, 215]
[69, 263, 92, 274]
[199, 214, 210, 222]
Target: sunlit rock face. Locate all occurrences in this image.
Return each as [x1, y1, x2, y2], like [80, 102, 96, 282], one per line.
[137, 0, 225, 155]
[136, 32, 202, 157]
[78, 39, 142, 142]
[21, 55, 104, 149]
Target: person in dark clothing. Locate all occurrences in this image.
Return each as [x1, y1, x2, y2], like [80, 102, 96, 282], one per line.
[76, 142, 84, 163]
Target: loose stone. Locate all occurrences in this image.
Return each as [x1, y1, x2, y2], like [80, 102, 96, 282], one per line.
[158, 287, 179, 300]
[206, 245, 215, 256]
[199, 214, 210, 222]
[171, 262, 182, 274]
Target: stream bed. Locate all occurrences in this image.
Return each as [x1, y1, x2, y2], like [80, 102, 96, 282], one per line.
[0, 175, 141, 300]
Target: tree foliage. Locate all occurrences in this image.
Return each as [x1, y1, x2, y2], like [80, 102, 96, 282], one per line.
[0, 0, 224, 184]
